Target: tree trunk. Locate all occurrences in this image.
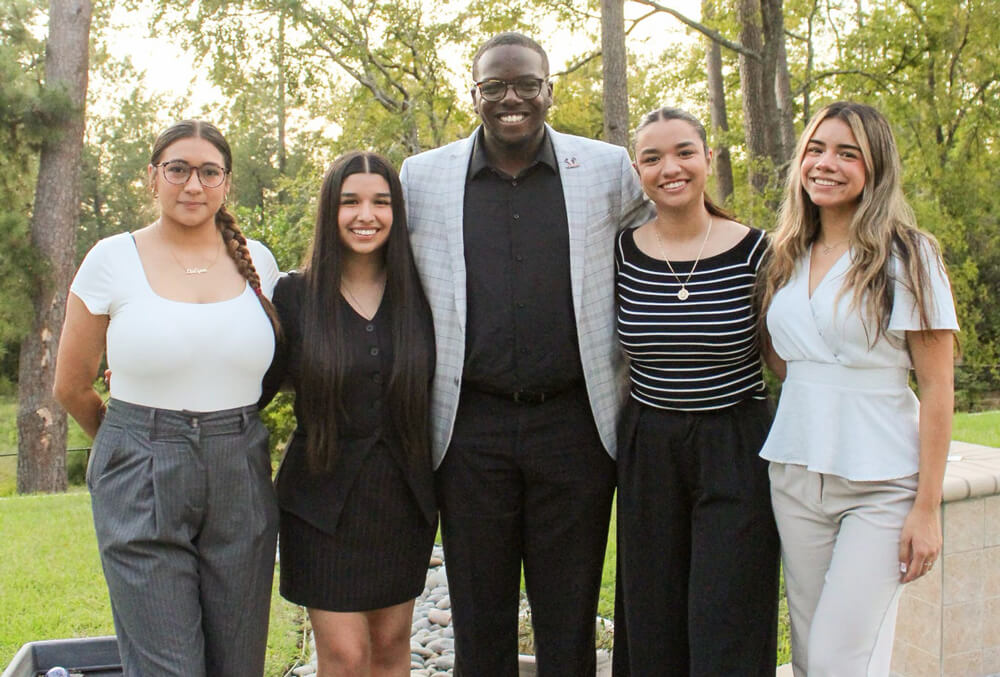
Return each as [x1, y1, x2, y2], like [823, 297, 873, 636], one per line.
[703, 0, 733, 203]
[736, 0, 792, 197]
[17, 0, 93, 494]
[601, 0, 629, 147]
[736, 0, 769, 194]
[763, 0, 795, 171]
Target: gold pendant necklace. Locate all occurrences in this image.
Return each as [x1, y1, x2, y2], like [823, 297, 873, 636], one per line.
[159, 222, 222, 275]
[652, 217, 713, 301]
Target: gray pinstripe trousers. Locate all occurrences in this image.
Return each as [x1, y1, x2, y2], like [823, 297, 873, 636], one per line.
[88, 399, 279, 677]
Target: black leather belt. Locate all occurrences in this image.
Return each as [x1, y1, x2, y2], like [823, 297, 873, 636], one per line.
[510, 389, 558, 405]
[463, 382, 578, 406]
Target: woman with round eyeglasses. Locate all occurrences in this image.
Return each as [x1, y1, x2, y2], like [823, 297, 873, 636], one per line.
[54, 120, 282, 676]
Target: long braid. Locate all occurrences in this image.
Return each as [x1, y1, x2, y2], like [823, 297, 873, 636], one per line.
[216, 205, 282, 340]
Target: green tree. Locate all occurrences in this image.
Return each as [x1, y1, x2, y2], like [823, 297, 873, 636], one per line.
[0, 0, 47, 389]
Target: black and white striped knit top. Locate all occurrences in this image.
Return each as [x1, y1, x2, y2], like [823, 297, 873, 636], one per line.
[615, 225, 769, 411]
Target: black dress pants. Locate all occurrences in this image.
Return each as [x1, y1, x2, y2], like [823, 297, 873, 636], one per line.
[436, 385, 616, 677]
[613, 397, 779, 676]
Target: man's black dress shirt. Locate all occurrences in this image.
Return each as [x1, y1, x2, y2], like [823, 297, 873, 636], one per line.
[461, 129, 583, 394]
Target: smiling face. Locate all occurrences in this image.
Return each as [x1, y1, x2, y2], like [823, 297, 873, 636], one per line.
[338, 172, 393, 260]
[472, 44, 552, 153]
[800, 116, 867, 216]
[148, 136, 230, 231]
[633, 117, 712, 212]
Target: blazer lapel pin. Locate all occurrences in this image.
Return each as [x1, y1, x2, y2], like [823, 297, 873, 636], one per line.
[563, 156, 580, 169]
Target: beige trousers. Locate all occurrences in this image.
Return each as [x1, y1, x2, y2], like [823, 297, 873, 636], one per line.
[769, 462, 917, 677]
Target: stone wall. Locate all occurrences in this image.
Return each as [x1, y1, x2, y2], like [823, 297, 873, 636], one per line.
[892, 441, 1000, 676]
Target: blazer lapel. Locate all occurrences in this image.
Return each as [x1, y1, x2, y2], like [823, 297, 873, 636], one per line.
[444, 130, 477, 333]
[550, 127, 588, 318]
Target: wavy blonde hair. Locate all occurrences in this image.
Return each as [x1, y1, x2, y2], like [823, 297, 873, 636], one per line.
[759, 101, 944, 345]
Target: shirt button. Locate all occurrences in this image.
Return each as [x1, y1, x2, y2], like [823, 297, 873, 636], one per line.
[511, 180, 518, 186]
[365, 324, 375, 332]
[513, 213, 520, 220]
[369, 346, 379, 356]
[515, 255, 523, 262]
[521, 347, 529, 354]
[516, 302, 525, 308]
[373, 373, 383, 384]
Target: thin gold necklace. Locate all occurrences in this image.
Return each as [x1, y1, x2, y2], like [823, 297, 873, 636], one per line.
[159, 222, 222, 275]
[652, 217, 713, 301]
[341, 277, 386, 320]
[817, 238, 848, 254]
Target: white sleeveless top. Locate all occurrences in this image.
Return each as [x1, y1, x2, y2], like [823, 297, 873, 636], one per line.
[70, 232, 280, 412]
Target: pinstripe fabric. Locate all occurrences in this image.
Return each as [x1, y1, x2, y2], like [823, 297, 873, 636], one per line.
[278, 441, 436, 612]
[88, 399, 279, 677]
[400, 125, 652, 466]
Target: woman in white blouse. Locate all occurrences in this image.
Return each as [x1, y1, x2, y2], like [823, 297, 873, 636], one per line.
[54, 120, 281, 676]
[758, 101, 958, 676]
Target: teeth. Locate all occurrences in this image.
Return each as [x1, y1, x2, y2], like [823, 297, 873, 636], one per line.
[812, 178, 839, 186]
[352, 229, 376, 236]
[661, 180, 685, 189]
[499, 113, 527, 123]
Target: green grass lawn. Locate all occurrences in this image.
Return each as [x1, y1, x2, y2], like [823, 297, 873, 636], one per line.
[953, 409, 1000, 447]
[0, 491, 307, 675]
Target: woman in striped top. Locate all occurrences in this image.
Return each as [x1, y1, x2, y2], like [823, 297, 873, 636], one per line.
[613, 107, 779, 675]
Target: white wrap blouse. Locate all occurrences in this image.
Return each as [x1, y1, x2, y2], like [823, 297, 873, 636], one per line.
[759, 242, 958, 481]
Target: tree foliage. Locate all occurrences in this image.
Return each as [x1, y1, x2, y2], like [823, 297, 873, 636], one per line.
[0, 0, 48, 386]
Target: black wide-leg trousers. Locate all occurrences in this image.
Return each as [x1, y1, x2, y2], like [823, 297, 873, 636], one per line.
[436, 385, 616, 677]
[613, 397, 779, 676]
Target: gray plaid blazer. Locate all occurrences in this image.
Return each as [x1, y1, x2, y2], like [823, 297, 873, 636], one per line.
[400, 125, 651, 468]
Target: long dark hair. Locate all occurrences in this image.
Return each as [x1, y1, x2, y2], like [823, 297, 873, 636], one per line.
[298, 151, 434, 472]
[150, 120, 281, 338]
[632, 106, 734, 221]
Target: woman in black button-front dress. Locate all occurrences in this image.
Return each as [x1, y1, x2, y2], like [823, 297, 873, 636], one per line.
[260, 151, 436, 676]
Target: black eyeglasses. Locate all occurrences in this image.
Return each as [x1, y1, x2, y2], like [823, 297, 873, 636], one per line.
[474, 78, 547, 102]
[153, 160, 229, 188]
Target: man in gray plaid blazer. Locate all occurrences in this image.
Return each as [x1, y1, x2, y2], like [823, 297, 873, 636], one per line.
[400, 32, 650, 675]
